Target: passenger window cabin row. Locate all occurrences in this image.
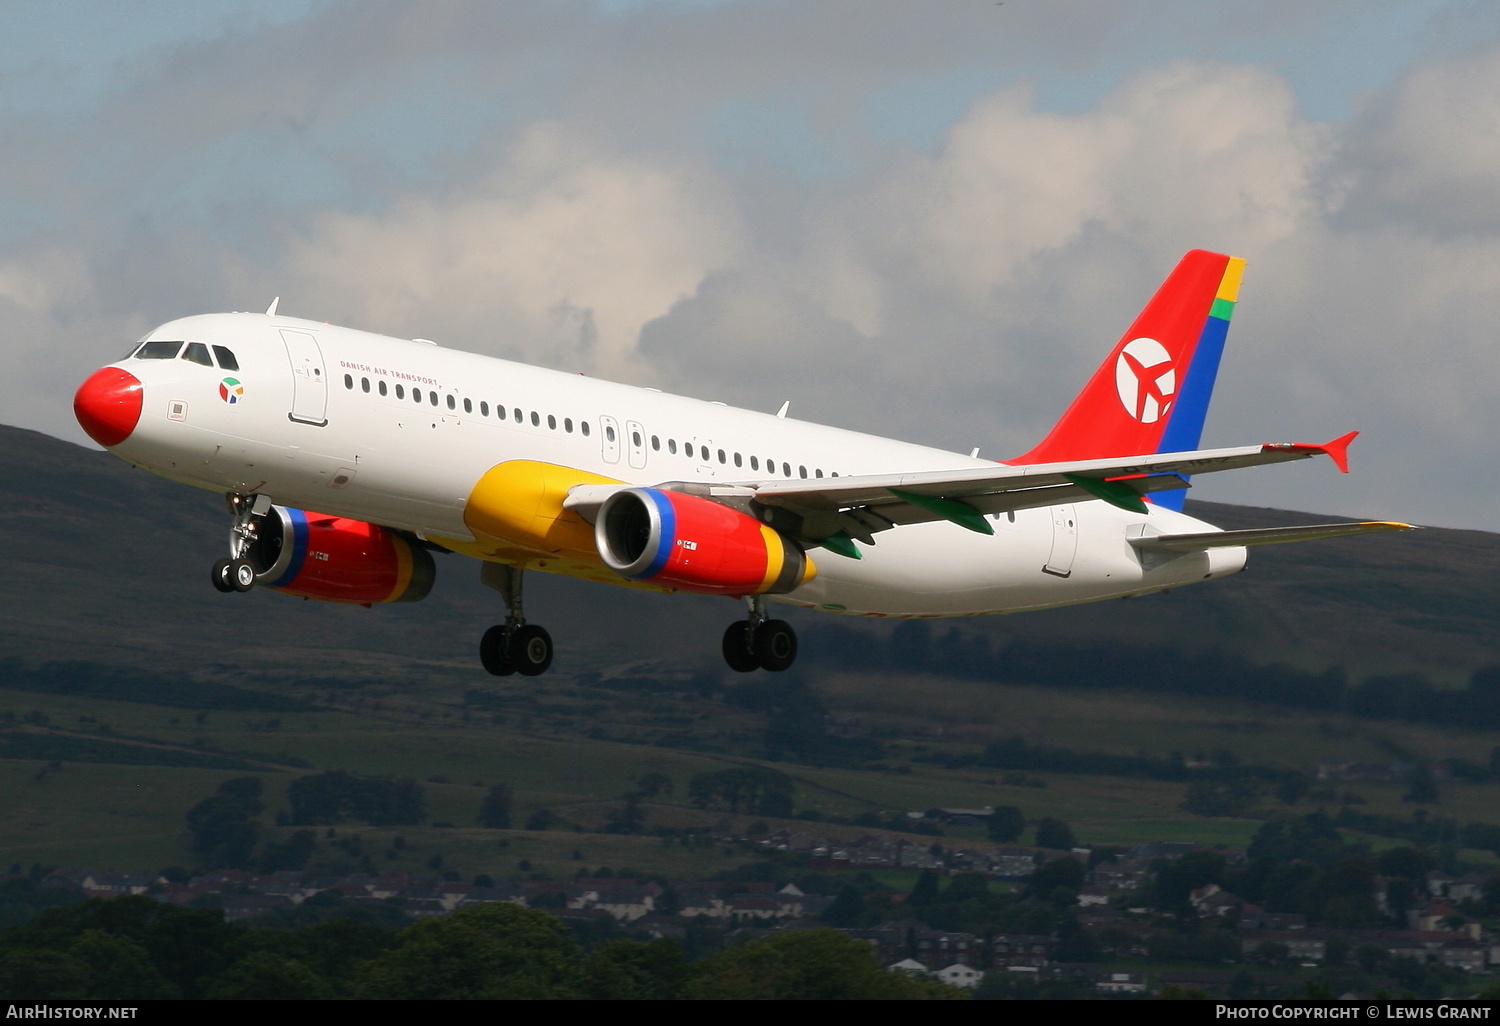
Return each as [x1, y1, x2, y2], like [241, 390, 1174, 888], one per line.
[343, 372, 839, 480]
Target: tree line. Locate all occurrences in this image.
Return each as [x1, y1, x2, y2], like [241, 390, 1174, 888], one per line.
[0, 897, 961, 1000]
[802, 621, 1500, 732]
[185, 773, 428, 874]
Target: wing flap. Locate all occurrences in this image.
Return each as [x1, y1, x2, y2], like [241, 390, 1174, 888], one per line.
[1131, 520, 1414, 554]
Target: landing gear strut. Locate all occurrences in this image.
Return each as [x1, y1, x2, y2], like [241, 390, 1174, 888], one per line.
[211, 492, 267, 594]
[479, 563, 554, 677]
[722, 597, 797, 673]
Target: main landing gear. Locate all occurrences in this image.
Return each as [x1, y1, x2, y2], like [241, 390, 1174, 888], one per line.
[479, 563, 554, 677]
[211, 492, 266, 594]
[722, 597, 798, 673]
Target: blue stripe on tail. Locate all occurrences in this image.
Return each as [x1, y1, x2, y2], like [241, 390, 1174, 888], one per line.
[1151, 313, 1230, 511]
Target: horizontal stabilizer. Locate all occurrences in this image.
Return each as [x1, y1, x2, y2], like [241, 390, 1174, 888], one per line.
[1131, 520, 1414, 554]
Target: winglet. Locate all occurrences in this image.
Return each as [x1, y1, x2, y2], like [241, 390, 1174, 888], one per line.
[1271, 430, 1358, 473]
[266, 297, 280, 316]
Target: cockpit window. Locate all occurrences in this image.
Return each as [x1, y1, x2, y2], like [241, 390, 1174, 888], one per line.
[212, 346, 239, 371]
[135, 340, 183, 360]
[182, 342, 213, 367]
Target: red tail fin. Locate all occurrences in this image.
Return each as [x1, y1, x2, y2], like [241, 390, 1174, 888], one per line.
[1012, 249, 1241, 466]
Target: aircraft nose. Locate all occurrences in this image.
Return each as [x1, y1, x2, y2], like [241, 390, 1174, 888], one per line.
[74, 366, 143, 447]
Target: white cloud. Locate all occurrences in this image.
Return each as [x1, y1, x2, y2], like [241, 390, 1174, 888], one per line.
[282, 125, 743, 379]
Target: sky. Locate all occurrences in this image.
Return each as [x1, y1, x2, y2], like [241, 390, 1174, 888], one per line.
[4, 0, 1500, 531]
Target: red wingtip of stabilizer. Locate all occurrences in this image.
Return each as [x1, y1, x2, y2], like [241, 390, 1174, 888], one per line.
[1321, 430, 1358, 474]
[1272, 430, 1359, 473]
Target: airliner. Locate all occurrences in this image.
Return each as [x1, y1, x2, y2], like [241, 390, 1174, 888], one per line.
[72, 250, 1409, 676]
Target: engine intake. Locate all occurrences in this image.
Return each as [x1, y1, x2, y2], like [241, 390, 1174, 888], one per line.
[596, 488, 813, 596]
[248, 506, 435, 605]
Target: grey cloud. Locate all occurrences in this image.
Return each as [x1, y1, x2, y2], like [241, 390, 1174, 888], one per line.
[1333, 43, 1500, 234]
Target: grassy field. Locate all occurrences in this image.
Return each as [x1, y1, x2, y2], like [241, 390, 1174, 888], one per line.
[6, 656, 1500, 880]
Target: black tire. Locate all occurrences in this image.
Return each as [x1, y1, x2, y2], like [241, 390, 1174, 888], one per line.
[754, 619, 797, 672]
[722, 622, 759, 673]
[509, 624, 554, 677]
[211, 558, 235, 593]
[229, 558, 257, 593]
[480, 625, 515, 677]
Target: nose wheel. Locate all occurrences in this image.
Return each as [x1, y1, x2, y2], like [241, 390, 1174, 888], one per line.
[210, 493, 269, 594]
[722, 598, 797, 672]
[479, 564, 554, 677]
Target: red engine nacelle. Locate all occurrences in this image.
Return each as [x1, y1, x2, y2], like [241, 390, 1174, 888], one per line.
[595, 488, 814, 596]
[248, 506, 435, 605]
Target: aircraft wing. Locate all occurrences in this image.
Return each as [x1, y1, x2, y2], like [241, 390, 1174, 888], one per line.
[564, 432, 1394, 553]
[740, 433, 1363, 547]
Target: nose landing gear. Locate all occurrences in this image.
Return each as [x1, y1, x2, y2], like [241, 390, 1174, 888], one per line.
[722, 597, 797, 673]
[211, 493, 269, 594]
[479, 563, 554, 677]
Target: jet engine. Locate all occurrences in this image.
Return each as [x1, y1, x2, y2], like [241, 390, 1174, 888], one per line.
[595, 488, 814, 596]
[247, 506, 435, 605]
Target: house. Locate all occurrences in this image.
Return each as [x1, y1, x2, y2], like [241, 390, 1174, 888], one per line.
[1091, 857, 1153, 891]
[1096, 971, 1147, 994]
[1406, 901, 1480, 937]
[595, 887, 656, 922]
[846, 920, 927, 964]
[1435, 939, 1486, 972]
[676, 888, 729, 919]
[1190, 884, 1243, 918]
[888, 958, 929, 976]
[727, 894, 784, 921]
[1426, 872, 1488, 902]
[80, 871, 160, 897]
[1238, 911, 1307, 932]
[1077, 883, 1111, 907]
[935, 963, 984, 989]
[990, 934, 1050, 969]
[1240, 929, 1327, 963]
[220, 894, 296, 923]
[987, 849, 1042, 880]
[910, 928, 980, 969]
[924, 807, 994, 827]
[403, 897, 449, 918]
[1128, 842, 1201, 860]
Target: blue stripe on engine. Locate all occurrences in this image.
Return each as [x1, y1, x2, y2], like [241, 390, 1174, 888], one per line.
[1152, 314, 1230, 512]
[267, 507, 310, 587]
[638, 490, 677, 580]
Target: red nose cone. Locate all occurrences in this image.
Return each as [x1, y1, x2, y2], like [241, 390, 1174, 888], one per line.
[74, 367, 143, 447]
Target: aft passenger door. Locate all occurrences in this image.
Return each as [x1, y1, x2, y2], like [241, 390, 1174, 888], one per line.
[280, 329, 328, 426]
[1043, 504, 1077, 578]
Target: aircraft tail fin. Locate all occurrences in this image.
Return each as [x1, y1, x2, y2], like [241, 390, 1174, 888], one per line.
[1011, 249, 1245, 511]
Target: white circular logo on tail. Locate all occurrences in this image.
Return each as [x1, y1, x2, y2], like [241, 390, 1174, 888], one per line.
[1114, 337, 1176, 424]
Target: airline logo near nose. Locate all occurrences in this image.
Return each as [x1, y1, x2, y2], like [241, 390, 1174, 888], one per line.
[1115, 337, 1176, 424]
[219, 378, 244, 404]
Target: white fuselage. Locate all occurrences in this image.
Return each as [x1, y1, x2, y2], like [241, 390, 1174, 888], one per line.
[105, 313, 1245, 617]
